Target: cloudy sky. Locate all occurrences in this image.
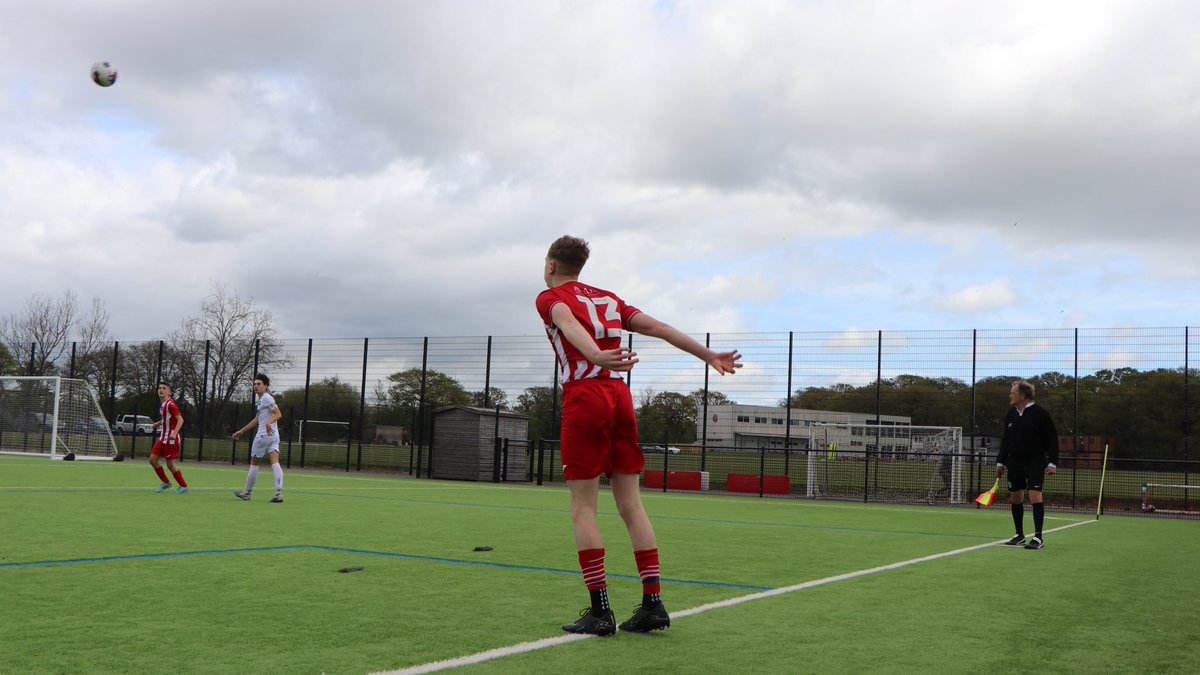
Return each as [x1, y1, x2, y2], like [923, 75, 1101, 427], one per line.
[3, 0, 1199, 342]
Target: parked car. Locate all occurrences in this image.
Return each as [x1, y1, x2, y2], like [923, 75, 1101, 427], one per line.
[72, 416, 112, 435]
[641, 444, 682, 455]
[112, 414, 154, 435]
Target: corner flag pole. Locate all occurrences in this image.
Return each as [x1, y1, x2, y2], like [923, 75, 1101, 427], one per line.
[1095, 444, 1111, 520]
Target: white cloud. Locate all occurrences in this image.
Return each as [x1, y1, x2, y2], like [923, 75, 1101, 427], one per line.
[940, 279, 1019, 313]
[2, 1, 1200, 343]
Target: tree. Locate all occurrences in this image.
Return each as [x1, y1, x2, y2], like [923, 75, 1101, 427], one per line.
[111, 341, 186, 420]
[0, 343, 16, 375]
[470, 387, 510, 410]
[689, 388, 734, 407]
[515, 385, 561, 441]
[636, 390, 698, 444]
[279, 377, 362, 441]
[0, 291, 110, 378]
[166, 282, 287, 435]
[373, 368, 471, 442]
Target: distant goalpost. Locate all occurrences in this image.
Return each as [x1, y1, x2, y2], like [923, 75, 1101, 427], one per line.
[0, 376, 120, 461]
[806, 423, 965, 503]
[294, 419, 350, 446]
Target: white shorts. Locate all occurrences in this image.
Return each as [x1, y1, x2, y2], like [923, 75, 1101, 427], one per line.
[251, 434, 281, 459]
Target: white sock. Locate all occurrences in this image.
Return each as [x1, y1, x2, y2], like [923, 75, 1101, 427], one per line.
[272, 463, 283, 494]
[245, 465, 259, 493]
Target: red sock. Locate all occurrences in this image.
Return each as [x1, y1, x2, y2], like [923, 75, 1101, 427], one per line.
[577, 548, 606, 590]
[635, 548, 661, 595]
[172, 470, 187, 488]
[153, 466, 169, 484]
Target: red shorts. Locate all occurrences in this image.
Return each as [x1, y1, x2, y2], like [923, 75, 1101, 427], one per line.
[560, 378, 643, 480]
[151, 438, 181, 460]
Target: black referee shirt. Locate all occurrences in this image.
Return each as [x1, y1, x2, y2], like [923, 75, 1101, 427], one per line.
[997, 402, 1059, 467]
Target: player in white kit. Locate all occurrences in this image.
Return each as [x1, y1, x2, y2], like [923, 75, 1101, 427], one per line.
[232, 373, 285, 503]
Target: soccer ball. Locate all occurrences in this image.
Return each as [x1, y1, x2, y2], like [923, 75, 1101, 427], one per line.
[90, 61, 117, 87]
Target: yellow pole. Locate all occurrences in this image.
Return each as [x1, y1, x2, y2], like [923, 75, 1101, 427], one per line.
[1095, 444, 1110, 520]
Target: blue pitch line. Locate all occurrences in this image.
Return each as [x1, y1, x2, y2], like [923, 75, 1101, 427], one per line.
[0, 545, 769, 591]
[0, 546, 310, 568]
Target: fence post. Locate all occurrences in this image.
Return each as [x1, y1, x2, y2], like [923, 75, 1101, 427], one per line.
[198, 340, 210, 463]
[661, 418, 671, 494]
[300, 338, 313, 469]
[493, 407, 502, 483]
[483, 336, 493, 408]
[971, 329, 980, 504]
[1072, 328, 1079, 509]
[784, 331, 793, 476]
[700, 333, 711, 474]
[759, 446, 766, 498]
[1185, 326, 1191, 511]
[231, 403, 240, 465]
[286, 406, 295, 468]
[417, 337, 429, 451]
[109, 342, 119, 424]
[536, 439, 545, 486]
[69, 342, 77, 379]
[357, 338, 368, 471]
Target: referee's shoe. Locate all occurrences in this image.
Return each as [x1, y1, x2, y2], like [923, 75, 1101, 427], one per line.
[1002, 534, 1026, 546]
[1024, 536, 1044, 550]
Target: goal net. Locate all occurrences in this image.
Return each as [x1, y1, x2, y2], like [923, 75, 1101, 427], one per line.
[1141, 483, 1200, 515]
[0, 376, 119, 461]
[806, 423, 965, 503]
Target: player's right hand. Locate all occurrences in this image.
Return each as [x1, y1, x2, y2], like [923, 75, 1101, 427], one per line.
[232, 431, 242, 441]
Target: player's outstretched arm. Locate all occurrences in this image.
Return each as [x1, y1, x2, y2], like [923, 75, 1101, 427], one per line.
[628, 312, 742, 375]
[549, 303, 639, 372]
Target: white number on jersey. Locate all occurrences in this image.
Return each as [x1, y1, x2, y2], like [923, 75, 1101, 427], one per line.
[575, 295, 623, 340]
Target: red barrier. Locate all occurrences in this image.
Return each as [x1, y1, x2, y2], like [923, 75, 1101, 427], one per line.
[643, 470, 708, 491]
[726, 473, 791, 495]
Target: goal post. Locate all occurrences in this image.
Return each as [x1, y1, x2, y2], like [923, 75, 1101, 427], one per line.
[0, 376, 119, 461]
[806, 423, 965, 503]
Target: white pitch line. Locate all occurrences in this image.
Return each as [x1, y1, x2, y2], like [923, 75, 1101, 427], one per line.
[376, 519, 1097, 675]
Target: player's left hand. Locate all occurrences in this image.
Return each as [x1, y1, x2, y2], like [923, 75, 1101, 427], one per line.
[592, 347, 638, 372]
[707, 349, 743, 375]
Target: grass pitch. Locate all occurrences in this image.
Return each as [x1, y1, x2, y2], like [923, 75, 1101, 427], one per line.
[1, 455, 1197, 674]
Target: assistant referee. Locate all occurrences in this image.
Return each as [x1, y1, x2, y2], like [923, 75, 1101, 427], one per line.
[996, 379, 1059, 550]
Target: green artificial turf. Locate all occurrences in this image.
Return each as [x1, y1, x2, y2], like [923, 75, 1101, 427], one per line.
[1, 456, 1197, 674]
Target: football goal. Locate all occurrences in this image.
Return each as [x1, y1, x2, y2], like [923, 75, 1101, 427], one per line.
[806, 423, 965, 503]
[294, 419, 351, 445]
[0, 376, 119, 461]
[1141, 483, 1200, 515]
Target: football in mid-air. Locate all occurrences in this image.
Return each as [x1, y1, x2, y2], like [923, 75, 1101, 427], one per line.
[90, 61, 117, 87]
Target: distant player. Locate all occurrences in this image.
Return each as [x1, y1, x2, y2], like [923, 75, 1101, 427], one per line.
[232, 373, 284, 503]
[537, 235, 742, 636]
[149, 382, 188, 494]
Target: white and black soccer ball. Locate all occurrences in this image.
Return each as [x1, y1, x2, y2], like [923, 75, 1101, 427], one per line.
[90, 61, 117, 87]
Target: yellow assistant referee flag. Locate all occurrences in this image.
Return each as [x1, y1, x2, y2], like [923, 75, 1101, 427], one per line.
[975, 479, 1000, 507]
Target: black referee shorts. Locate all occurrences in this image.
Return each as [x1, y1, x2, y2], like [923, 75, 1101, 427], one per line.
[1006, 463, 1046, 492]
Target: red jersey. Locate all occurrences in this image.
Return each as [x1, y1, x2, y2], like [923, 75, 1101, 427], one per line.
[159, 398, 181, 443]
[536, 281, 642, 385]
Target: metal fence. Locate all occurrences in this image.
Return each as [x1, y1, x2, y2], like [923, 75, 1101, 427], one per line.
[5, 326, 1198, 517]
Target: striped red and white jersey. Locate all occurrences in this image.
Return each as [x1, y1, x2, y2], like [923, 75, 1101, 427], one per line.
[536, 281, 641, 386]
[159, 398, 181, 443]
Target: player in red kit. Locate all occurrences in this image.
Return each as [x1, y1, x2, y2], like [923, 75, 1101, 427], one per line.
[149, 382, 188, 494]
[537, 235, 742, 636]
